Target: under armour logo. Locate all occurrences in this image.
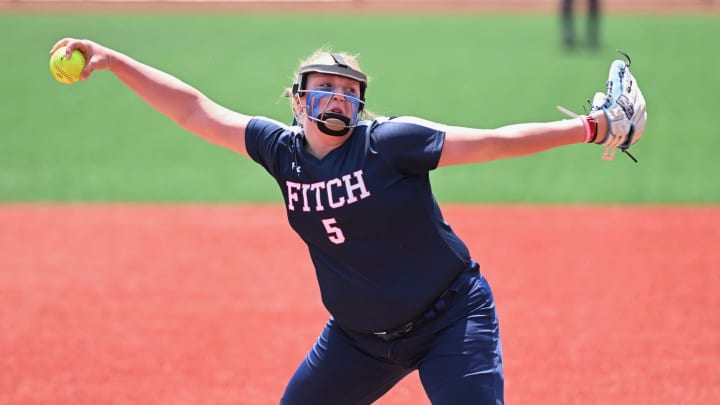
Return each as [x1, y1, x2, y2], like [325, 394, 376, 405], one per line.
[291, 162, 302, 175]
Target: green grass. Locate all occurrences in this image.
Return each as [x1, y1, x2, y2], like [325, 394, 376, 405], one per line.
[1, 13, 718, 203]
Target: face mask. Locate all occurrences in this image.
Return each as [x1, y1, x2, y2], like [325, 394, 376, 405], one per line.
[304, 87, 364, 136]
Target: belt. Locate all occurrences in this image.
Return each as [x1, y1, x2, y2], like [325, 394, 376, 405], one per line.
[371, 269, 472, 342]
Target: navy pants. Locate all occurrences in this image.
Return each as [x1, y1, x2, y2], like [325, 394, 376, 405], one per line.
[280, 271, 504, 404]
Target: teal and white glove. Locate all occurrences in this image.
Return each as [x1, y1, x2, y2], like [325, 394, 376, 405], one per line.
[558, 50, 647, 162]
[591, 55, 647, 161]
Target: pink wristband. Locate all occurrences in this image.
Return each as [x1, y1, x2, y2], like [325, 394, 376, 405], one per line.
[580, 115, 598, 143]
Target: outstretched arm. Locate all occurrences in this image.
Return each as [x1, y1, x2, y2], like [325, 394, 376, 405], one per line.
[50, 38, 251, 157]
[440, 53, 647, 167]
[438, 111, 607, 167]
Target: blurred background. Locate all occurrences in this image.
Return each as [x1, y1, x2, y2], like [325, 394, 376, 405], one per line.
[1, 3, 718, 405]
[1, 0, 718, 203]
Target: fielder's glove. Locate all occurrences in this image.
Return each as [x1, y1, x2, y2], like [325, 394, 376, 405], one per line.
[559, 50, 647, 162]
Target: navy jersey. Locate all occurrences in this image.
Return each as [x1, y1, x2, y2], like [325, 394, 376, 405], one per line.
[245, 116, 473, 333]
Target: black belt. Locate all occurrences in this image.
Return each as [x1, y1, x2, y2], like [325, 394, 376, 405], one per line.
[371, 270, 471, 342]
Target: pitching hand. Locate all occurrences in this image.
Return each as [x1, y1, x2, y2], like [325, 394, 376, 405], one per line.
[49, 38, 111, 82]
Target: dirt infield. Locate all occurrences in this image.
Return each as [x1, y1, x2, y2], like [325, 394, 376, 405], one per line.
[1, 204, 718, 404]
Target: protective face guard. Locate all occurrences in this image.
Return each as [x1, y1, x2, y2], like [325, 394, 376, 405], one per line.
[304, 88, 364, 136]
[291, 53, 368, 136]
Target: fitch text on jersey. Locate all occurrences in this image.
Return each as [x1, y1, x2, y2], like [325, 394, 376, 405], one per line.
[286, 170, 371, 212]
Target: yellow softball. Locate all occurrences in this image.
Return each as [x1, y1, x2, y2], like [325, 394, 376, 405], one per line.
[49, 46, 86, 84]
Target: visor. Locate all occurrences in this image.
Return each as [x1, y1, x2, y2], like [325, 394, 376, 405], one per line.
[292, 53, 367, 107]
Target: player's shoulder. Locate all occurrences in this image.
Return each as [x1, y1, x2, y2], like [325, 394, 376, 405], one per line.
[248, 116, 298, 133]
[368, 116, 446, 132]
[363, 116, 446, 173]
[247, 116, 303, 144]
[366, 116, 447, 141]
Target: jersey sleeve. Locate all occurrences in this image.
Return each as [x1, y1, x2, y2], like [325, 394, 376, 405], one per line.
[244, 117, 293, 177]
[371, 116, 446, 175]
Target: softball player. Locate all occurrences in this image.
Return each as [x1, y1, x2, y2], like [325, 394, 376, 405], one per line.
[51, 38, 646, 404]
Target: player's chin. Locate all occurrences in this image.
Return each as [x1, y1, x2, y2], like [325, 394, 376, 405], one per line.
[324, 118, 349, 132]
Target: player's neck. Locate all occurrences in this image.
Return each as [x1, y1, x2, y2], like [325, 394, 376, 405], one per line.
[303, 128, 353, 160]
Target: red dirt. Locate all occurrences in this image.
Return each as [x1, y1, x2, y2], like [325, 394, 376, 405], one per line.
[1, 204, 718, 404]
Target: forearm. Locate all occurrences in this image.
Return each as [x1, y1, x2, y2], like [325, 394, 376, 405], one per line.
[439, 111, 608, 166]
[493, 111, 608, 157]
[50, 37, 252, 156]
[493, 120, 582, 154]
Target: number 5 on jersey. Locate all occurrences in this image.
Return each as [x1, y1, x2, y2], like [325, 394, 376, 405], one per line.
[322, 218, 346, 244]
